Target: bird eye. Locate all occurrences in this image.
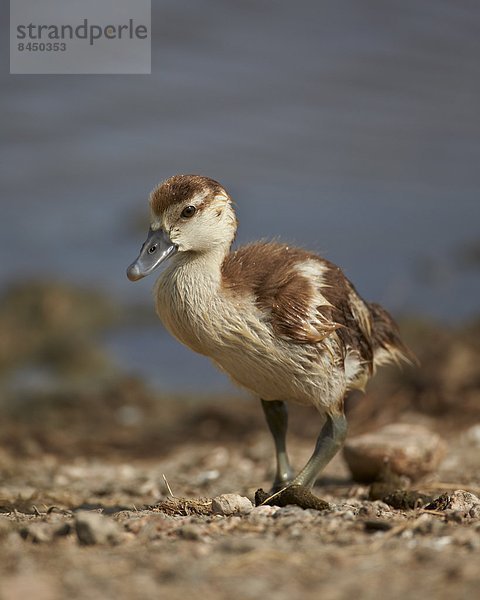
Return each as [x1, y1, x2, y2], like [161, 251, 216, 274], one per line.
[148, 244, 157, 254]
[181, 205, 196, 218]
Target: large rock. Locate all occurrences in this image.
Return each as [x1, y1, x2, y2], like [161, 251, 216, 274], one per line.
[343, 423, 446, 482]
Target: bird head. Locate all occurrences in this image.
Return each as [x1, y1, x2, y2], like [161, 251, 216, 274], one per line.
[127, 174, 236, 281]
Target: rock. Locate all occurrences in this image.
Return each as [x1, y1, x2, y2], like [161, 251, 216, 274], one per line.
[426, 490, 480, 516]
[343, 424, 446, 482]
[446, 490, 480, 512]
[19, 523, 53, 544]
[75, 511, 123, 545]
[211, 494, 253, 516]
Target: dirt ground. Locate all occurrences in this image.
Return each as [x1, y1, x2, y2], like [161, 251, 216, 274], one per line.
[0, 283, 479, 600]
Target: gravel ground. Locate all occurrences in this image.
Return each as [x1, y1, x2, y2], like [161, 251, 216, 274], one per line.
[1, 399, 479, 600]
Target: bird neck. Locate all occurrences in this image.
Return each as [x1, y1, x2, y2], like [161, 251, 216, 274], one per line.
[161, 241, 231, 294]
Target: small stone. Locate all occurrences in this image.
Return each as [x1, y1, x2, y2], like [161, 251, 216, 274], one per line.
[343, 423, 446, 482]
[425, 490, 480, 515]
[75, 511, 123, 545]
[446, 490, 480, 512]
[19, 523, 53, 544]
[211, 494, 253, 516]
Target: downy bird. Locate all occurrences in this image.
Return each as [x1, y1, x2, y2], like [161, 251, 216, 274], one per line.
[127, 174, 412, 495]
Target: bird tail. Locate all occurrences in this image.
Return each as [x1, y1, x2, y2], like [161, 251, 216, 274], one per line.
[368, 302, 417, 369]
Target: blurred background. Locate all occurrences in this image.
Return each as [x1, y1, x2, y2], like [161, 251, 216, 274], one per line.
[1, 0, 479, 396]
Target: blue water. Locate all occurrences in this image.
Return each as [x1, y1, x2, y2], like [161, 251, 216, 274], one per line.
[1, 0, 479, 392]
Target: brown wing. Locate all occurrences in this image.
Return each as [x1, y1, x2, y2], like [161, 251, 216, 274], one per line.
[221, 242, 350, 345]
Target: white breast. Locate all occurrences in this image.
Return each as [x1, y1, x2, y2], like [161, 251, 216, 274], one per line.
[153, 254, 346, 412]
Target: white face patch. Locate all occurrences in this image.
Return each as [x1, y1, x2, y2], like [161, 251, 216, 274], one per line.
[151, 192, 236, 254]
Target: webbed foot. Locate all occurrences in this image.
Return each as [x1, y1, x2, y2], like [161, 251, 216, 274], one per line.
[255, 484, 330, 511]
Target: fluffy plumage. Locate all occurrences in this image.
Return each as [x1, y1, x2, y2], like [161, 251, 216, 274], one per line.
[129, 174, 413, 491]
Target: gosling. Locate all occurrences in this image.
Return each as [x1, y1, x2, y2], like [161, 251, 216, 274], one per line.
[127, 174, 412, 494]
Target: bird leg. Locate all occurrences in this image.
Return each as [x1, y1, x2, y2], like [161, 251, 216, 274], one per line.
[290, 410, 348, 489]
[261, 399, 294, 492]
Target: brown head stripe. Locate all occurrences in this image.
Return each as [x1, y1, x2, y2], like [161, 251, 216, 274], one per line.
[150, 174, 224, 216]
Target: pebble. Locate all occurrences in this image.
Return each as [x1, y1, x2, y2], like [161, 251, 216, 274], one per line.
[445, 490, 480, 513]
[211, 493, 253, 516]
[75, 511, 123, 545]
[19, 523, 53, 544]
[343, 423, 446, 481]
